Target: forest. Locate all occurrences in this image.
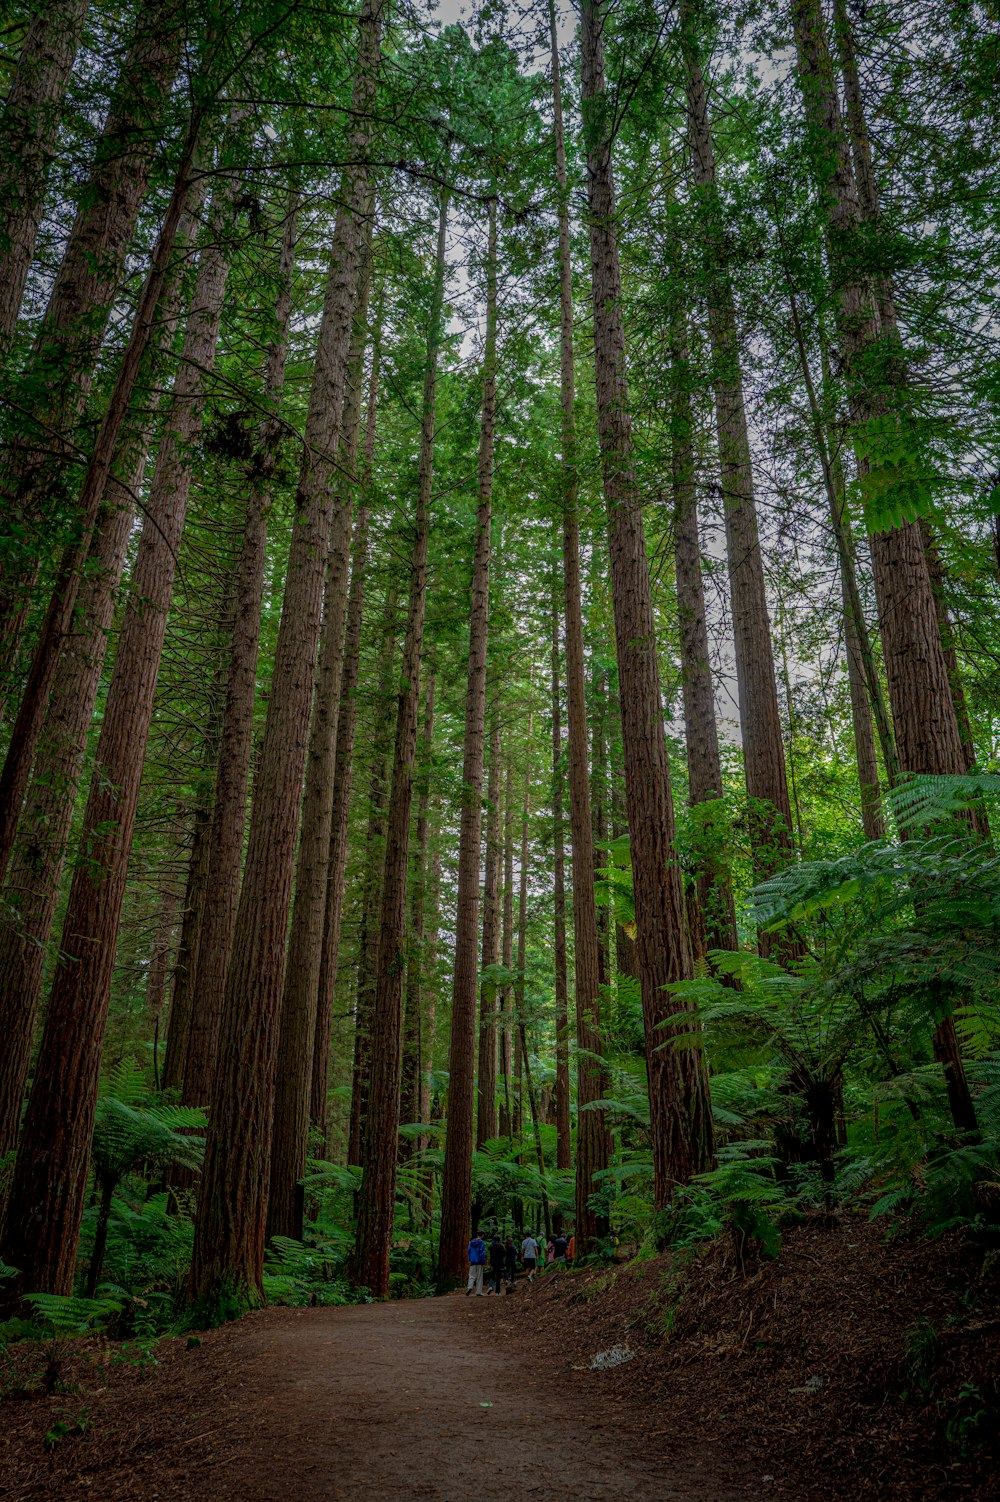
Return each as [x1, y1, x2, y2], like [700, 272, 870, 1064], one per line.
[0, 0, 999, 1493]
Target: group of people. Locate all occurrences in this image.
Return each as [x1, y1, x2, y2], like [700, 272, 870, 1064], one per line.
[465, 1228, 575, 1296]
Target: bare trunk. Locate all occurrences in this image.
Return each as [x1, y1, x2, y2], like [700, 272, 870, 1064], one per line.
[581, 0, 714, 1207]
[549, 0, 610, 1249]
[439, 197, 496, 1286]
[312, 287, 384, 1138]
[0, 192, 232, 1300]
[476, 704, 502, 1149]
[162, 800, 213, 1093]
[790, 0, 977, 1136]
[347, 585, 398, 1168]
[682, 9, 795, 900]
[548, 583, 571, 1173]
[354, 191, 446, 1298]
[498, 755, 514, 1141]
[190, 0, 384, 1306]
[401, 677, 435, 1152]
[267, 206, 375, 1241]
[147, 886, 179, 1090]
[0, 0, 184, 668]
[0, 107, 203, 884]
[0, 0, 90, 342]
[183, 198, 299, 1113]
[671, 322, 740, 953]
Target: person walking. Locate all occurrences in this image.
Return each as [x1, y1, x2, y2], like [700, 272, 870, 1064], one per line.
[487, 1232, 505, 1295]
[520, 1230, 539, 1282]
[466, 1230, 487, 1295]
[503, 1236, 518, 1293]
[552, 1231, 569, 1263]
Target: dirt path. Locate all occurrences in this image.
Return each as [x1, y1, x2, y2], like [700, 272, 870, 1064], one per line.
[4, 1293, 752, 1501]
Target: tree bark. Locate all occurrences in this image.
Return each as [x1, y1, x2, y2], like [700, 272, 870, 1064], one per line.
[581, 0, 715, 1208]
[182, 196, 299, 1113]
[476, 702, 502, 1149]
[0, 0, 90, 343]
[401, 676, 435, 1154]
[548, 587, 571, 1173]
[267, 204, 375, 1241]
[681, 6, 796, 898]
[0, 106, 203, 885]
[790, 0, 977, 1135]
[162, 799, 213, 1093]
[670, 321, 740, 951]
[549, 0, 610, 1248]
[312, 286, 384, 1141]
[354, 189, 446, 1299]
[0, 0, 184, 672]
[439, 197, 497, 1286]
[498, 754, 515, 1140]
[189, 0, 384, 1306]
[0, 182, 233, 1300]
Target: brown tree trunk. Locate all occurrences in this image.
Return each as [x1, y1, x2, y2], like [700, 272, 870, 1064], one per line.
[439, 197, 497, 1287]
[267, 206, 376, 1242]
[147, 884, 180, 1090]
[590, 664, 611, 989]
[354, 190, 446, 1298]
[417, 841, 442, 1224]
[548, 583, 571, 1173]
[0, 107, 203, 885]
[476, 702, 502, 1150]
[0, 0, 184, 671]
[670, 321, 740, 951]
[312, 286, 384, 1140]
[347, 585, 399, 1168]
[681, 7, 796, 899]
[549, 0, 610, 1249]
[401, 677, 435, 1151]
[182, 198, 299, 1114]
[790, 0, 977, 1136]
[0, 187, 232, 1301]
[581, 0, 715, 1208]
[189, 0, 384, 1307]
[162, 799, 213, 1093]
[497, 754, 515, 1140]
[0, 0, 89, 343]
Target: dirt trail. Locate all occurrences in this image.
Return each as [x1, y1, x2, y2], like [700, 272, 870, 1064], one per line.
[4, 1293, 751, 1501]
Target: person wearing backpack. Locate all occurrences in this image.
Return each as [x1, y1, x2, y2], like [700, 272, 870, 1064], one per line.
[466, 1230, 487, 1295]
[487, 1233, 506, 1295]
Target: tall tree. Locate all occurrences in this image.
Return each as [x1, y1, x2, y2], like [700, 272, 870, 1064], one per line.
[476, 702, 502, 1149]
[580, 0, 714, 1207]
[189, 0, 385, 1306]
[0, 172, 235, 1300]
[439, 197, 498, 1285]
[355, 188, 447, 1298]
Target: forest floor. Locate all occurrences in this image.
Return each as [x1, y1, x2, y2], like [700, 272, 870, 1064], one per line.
[0, 1214, 997, 1500]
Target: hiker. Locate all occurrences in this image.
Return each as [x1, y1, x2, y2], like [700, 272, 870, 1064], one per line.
[466, 1230, 487, 1296]
[552, 1231, 569, 1263]
[504, 1236, 518, 1292]
[545, 1237, 555, 1264]
[487, 1233, 506, 1295]
[520, 1230, 540, 1281]
[567, 1231, 575, 1264]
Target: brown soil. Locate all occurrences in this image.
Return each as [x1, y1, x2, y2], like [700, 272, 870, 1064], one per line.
[0, 1215, 996, 1500]
[0, 1295, 746, 1501]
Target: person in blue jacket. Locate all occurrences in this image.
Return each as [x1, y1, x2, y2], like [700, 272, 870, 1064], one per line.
[465, 1230, 487, 1295]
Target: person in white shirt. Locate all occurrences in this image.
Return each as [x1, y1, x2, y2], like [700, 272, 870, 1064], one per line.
[520, 1233, 539, 1281]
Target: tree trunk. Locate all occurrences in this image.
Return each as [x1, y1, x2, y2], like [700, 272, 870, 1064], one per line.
[401, 677, 435, 1153]
[498, 754, 514, 1140]
[549, 0, 610, 1248]
[267, 204, 375, 1242]
[354, 190, 446, 1299]
[590, 664, 611, 989]
[189, 0, 384, 1307]
[439, 197, 496, 1287]
[789, 0, 977, 1136]
[183, 196, 299, 1113]
[581, 0, 715, 1207]
[671, 320, 741, 951]
[162, 800, 213, 1093]
[476, 703, 502, 1149]
[0, 0, 90, 343]
[0, 0, 184, 672]
[0, 185, 232, 1301]
[0, 106, 203, 885]
[681, 6, 796, 900]
[548, 584, 571, 1173]
[347, 584, 399, 1168]
[312, 285, 384, 1140]
[148, 885, 180, 1090]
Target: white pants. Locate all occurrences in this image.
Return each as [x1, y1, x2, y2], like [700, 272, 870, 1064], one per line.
[466, 1264, 484, 1294]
